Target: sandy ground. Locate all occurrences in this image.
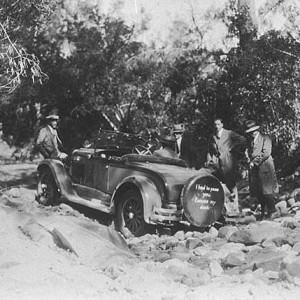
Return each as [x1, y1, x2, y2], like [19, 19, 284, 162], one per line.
[1, 163, 300, 300]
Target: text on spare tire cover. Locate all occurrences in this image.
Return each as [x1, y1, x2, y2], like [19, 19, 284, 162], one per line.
[194, 182, 220, 209]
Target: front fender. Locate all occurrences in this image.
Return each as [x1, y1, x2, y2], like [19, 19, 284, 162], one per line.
[112, 175, 162, 223]
[37, 159, 78, 200]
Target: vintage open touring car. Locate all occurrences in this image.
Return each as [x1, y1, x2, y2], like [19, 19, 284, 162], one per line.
[36, 130, 229, 237]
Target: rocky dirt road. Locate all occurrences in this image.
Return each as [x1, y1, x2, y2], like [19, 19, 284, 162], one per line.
[1, 163, 300, 300]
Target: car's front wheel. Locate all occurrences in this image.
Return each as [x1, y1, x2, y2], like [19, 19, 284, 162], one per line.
[116, 189, 147, 237]
[36, 169, 60, 206]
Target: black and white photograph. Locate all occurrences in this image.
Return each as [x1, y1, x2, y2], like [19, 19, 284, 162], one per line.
[1, 0, 300, 299]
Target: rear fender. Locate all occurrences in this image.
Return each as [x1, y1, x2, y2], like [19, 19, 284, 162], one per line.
[112, 176, 162, 223]
[37, 159, 78, 199]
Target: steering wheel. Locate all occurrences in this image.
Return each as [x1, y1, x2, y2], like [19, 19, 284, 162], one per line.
[132, 145, 153, 155]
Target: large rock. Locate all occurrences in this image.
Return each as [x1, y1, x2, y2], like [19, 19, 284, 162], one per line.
[228, 229, 254, 245]
[174, 230, 185, 241]
[245, 248, 286, 272]
[218, 226, 238, 240]
[189, 256, 210, 269]
[153, 252, 171, 263]
[180, 270, 211, 287]
[261, 236, 293, 248]
[222, 251, 245, 267]
[228, 222, 286, 245]
[282, 255, 300, 278]
[292, 242, 300, 253]
[185, 237, 204, 250]
[209, 260, 224, 277]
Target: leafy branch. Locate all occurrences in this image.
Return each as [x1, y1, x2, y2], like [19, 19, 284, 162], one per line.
[0, 22, 48, 93]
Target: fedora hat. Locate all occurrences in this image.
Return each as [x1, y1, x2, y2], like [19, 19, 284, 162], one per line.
[245, 120, 260, 133]
[46, 114, 59, 121]
[173, 123, 185, 133]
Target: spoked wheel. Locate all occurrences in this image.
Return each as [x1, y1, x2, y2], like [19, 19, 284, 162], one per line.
[116, 189, 148, 237]
[36, 169, 60, 206]
[132, 145, 152, 155]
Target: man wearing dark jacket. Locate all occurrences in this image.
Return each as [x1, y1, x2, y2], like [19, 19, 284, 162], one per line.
[245, 120, 278, 220]
[173, 123, 199, 169]
[36, 114, 68, 161]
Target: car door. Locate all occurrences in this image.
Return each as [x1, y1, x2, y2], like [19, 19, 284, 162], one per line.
[85, 151, 109, 193]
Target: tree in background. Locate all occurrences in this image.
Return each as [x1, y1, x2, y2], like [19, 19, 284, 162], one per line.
[215, 0, 300, 174]
[0, 0, 53, 93]
[2, 0, 300, 175]
[1, 3, 145, 150]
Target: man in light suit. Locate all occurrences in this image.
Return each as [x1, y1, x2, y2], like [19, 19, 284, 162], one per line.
[245, 120, 278, 220]
[207, 118, 247, 213]
[36, 114, 68, 161]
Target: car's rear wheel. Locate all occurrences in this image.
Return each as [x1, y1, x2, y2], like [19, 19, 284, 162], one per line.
[36, 169, 60, 206]
[116, 189, 147, 237]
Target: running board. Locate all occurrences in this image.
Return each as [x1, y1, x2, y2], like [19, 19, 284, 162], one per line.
[61, 194, 111, 213]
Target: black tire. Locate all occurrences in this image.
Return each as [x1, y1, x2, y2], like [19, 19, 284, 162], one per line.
[116, 189, 147, 237]
[36, 169, 60, 206]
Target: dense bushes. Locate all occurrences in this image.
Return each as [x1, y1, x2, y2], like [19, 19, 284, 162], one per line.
[1, 2, 300, 175]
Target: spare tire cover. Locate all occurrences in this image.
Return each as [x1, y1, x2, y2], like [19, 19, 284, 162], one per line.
[181, 173, 224, 227]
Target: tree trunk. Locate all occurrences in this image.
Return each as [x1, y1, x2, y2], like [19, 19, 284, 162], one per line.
[237, 0, 258, 50]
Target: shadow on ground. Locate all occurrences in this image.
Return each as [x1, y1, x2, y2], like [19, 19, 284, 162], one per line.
[67, 202, 113, 227]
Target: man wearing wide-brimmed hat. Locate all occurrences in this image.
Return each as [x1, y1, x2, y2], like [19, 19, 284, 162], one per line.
[172, 123, 196, 168]
[173, 123, 185, 154]
[245, 120, 278, 220]
[36, 114, 68, 161]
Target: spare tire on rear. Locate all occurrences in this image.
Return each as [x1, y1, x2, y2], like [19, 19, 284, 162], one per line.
[181, 171, 224, 227]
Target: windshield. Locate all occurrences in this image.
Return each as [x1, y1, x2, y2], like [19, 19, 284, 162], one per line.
[94, 130, 147, 149]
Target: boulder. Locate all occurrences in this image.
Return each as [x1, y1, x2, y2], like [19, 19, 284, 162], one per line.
[228, 222, 286, 245]
[284, 257, 300, 278]
[153, 252, 171, 263]
[165, 237, 179, 250]
[262, 237, 293, 248]
[246, 248, 286, 272]
[174, 230, 185, 241]
[185, 237, 204, 250]
[170, 252, 191, 262]
[292, 242, 300, 253]
[208, 227, 218, 238]
[180, 270, 211, 287]
[222, 251, 245, 267]
[189, 256, 210, 269]
[218, 226, 238, 240]
[184, 231, 193, 239]
[228, 229, 254, 245]
[193, 246, 210, 256]
[209, 260, 224, 277]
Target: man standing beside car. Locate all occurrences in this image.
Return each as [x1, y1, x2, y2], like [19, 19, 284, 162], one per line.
[207, 117, 247, 214]
[245, 120, 278, 220]
[173, 123, 196, 168]
[36, 114, 68, 161]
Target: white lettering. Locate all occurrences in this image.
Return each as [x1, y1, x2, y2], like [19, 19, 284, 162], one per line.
[195, 184, 220, 193]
